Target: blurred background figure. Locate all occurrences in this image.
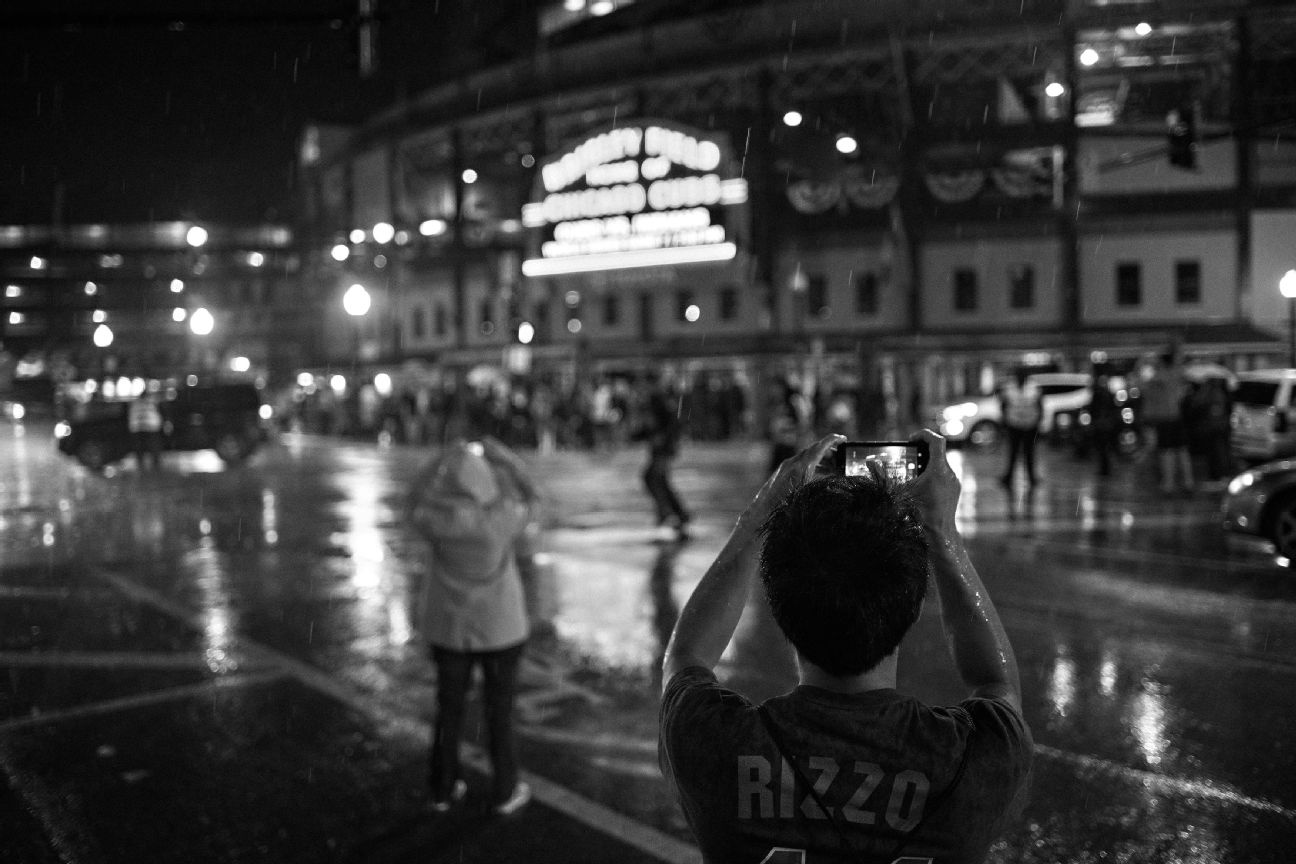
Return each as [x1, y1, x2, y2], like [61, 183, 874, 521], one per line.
[128, 385, 164, 471]
[999, 367, 1042, 488]
[1142, 351, 1194, 494]
[1088, 372, 1121, 477]
[1185, 375, 1234, 483]
[767, 376, 812, 475]
[635, 372, 691, 540]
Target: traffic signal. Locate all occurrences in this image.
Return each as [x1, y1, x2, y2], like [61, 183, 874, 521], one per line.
[1166, 106, 1197, 171]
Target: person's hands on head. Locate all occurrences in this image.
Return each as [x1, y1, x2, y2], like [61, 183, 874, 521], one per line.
[907, 428, 961, 538]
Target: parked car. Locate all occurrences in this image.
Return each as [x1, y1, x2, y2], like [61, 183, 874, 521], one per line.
[1221, 458, 1296, 558]
[931, 372, 1092, 448]
[1230, 368, 1296, 464]
[54, 381, 270, 470]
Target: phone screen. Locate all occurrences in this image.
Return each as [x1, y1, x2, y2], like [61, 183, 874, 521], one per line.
[839, 442, 926, 483]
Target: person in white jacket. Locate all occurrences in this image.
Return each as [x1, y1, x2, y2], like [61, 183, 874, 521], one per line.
[407, 437, 538, 816]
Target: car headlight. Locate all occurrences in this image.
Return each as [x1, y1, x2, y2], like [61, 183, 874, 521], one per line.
[54, 421, 71, 439]
[1227, 471, 1258, 496]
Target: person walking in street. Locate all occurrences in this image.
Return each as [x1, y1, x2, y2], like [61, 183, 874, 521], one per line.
[636, 373, 692, 539]
[1142, 351, 1194, 493]
[766, 377, 811, 475]
[659, 431, 1032, 863]
[1089, 372, 1122, 477]
[999, 367, 1043, 488]
[128, 387, 164, 470]
[406, 437, 538, 816]
[1183, 376, 1234, 482]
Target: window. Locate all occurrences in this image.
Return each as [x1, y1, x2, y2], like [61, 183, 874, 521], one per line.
[1175, 260, 1201, 304]
[807, 275, 828, 318]
[412, 306, 428, 339]
[479, 299, 495, 335]
[719, 285, 739, 321]
[953, 269, 978, 312]
[1116, 262, 1141, 306]
[676, 289, 694, 322]
[602, 294, 620, 327]
[854, 272, 878, 317]
[434, 304, 447, 337]
[1008, 265, 1034, 310]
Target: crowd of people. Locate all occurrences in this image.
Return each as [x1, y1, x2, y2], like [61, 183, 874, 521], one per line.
[280, 371, 755, 453]
[995, 349, 1238, 492]
[277, 366, 889, 464]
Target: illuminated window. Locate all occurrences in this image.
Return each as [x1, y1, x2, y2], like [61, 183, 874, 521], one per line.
[1175, 260, 1201, 304]
[1009, 265, 1035, 310]
[953, 269, 978, 312]
[1116, 262, 1141, 306]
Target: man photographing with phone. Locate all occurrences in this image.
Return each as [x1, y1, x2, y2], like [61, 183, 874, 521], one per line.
[659, 430, 1032, 863]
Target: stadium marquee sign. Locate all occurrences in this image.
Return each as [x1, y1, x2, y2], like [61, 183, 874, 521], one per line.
[521, 122, 747, 277]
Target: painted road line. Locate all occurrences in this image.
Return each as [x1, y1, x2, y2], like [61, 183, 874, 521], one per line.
[0, 671, 286, 734]
[94, 568, 701, 864]
[0, 650, 271, 671]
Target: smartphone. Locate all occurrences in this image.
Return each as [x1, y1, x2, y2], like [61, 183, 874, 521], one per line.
[835, 441, 929, 483]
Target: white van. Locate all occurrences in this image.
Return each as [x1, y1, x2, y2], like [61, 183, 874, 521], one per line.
[1230, 368, 1296, 463]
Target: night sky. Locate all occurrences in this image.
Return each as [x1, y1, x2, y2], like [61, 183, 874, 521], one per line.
[0, 0, 540, 226]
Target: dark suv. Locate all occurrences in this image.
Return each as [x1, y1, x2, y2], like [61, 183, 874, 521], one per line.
[55, 382, 268, 469]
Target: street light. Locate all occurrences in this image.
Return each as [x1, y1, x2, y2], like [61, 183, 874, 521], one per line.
[1281, 270, 1296, 367]
[189, 307, 214, 336]
[343, 283, 371, 317]
[342, 283, 371, 409]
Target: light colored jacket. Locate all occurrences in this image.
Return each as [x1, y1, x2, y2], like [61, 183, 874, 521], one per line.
[408, 446, 531, 651]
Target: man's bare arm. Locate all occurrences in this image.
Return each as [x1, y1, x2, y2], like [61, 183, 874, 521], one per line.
[909, 430, 1021, 709]
[661, 434, 843, 690]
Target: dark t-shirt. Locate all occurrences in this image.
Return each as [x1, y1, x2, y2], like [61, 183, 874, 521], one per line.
[659, 667, 1033, 864]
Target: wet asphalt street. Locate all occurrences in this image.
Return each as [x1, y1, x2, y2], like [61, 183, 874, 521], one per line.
[2, 419, 1295, 863]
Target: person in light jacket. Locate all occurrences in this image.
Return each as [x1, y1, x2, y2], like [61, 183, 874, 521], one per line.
[407, 437, 538, 816]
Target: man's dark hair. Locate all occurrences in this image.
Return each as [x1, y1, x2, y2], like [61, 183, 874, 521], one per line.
[759, 475, 929, 677]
